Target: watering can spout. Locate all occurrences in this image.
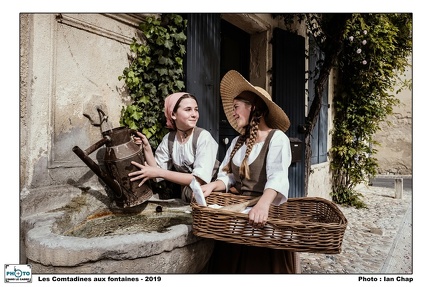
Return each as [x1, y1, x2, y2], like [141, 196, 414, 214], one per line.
[72, 138, 122, 197]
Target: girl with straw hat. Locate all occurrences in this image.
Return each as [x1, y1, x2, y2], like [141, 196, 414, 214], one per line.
[201, 70, 300, 273]
[129, 92, 218, 202]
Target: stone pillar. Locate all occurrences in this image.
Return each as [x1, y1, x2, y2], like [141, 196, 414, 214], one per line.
[394, 178, 403, 199]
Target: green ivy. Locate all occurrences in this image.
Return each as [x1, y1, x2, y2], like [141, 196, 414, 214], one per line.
[119, 14, 187, 149]
[330, 14, 412, 207]
[118, 14, 187, 199]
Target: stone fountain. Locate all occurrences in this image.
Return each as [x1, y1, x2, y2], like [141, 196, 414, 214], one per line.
[21, 188, 213, 273]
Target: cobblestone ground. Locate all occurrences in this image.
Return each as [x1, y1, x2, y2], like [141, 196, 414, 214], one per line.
[300, 184, 412, 274]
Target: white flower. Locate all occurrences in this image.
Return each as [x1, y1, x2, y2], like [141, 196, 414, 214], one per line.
[362, 40, 367, 45]
[363, 30, 367, 35]
[349, 36, 354, 42]
[356, 48, 362, 54]
[362, 60, 367, 65]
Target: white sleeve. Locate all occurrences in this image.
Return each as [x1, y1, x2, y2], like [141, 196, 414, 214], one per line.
[216, 136, 238, 192]
[154, 133, 172, 171]
[264, 130, 291, 205]
[192, 130, 219, 183]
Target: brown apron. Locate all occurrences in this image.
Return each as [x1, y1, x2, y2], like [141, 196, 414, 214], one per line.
[207, 130, 301, 274]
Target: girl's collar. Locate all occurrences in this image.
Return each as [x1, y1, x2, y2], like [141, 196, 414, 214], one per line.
[176, 127, 194, 142]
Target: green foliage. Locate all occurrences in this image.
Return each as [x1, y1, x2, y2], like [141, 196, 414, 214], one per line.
[118, 14, 187, 199]
[332, 184, 367, 209]
[119, 14, 187, 149]
[330, 13, 412, 207]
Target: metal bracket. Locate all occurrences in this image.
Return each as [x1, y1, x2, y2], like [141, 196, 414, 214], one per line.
[83, 106, 108, 127]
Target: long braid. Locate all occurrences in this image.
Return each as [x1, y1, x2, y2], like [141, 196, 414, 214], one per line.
[222, 91, 267, 179]
[239, 112, 261, 179]
[222, 134, 247, 174]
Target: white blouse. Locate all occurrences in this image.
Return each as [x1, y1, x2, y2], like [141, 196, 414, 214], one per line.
[155, 128, 219, 183]
[217, 129, 291, 205]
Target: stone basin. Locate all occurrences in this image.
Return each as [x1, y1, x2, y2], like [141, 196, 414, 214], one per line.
[22, 191, 213, 274]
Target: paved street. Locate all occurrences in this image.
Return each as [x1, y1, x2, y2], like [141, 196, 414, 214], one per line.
[370, 176, 412, 190]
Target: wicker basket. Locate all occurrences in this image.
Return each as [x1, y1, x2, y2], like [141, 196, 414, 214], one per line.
[191, 193, 348, 254]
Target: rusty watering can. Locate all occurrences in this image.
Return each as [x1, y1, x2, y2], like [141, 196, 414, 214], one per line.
[72, 107, 153, 208]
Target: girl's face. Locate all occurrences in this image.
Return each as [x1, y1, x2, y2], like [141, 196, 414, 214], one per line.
[172, 98, 199, 130]
[232, 99, 252, 129]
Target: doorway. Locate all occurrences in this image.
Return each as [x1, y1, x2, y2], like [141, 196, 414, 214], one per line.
[186, 14, 305, 197]
[218, 19, 250, 162]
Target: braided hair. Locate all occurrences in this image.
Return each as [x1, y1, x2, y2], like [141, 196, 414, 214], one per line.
[222, 91, 269, 180]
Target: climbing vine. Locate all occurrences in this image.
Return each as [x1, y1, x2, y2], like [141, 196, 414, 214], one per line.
[119, 14, 187, 149]
[330, 14, 412, 207]
[277, 13, 412, 207]
[118, 14, 187, 199]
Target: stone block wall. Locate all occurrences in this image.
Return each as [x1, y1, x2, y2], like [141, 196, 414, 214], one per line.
[373, 59, 412, 175]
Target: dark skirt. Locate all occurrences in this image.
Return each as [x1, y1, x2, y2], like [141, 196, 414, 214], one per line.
[206, 240, 301, 274]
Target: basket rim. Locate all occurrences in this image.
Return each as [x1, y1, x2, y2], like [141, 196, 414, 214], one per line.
[191, 193, 348, 226]
[191, 192, 348, 252]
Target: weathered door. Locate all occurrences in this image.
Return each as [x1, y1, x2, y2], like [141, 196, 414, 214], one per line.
[186, 15, 251, 162]
[272, 28, 306, 198]
[218, 19, 250, 162]
[186, 16, 306, 198]
[185, 13, 221, 141]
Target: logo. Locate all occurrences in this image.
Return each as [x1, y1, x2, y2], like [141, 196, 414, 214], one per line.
[4, 264, 32, 283]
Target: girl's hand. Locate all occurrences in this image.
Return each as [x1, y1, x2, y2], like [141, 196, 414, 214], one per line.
[201, 182, 217, 197]
[129, 161, 158, 187]
[133, 131, 150, 147]
[248, 200, 270, 228]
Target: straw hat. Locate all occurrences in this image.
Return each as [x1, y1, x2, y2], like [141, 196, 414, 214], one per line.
[220, 70, 290, 133]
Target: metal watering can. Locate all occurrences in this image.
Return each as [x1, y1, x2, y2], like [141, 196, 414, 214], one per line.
[72, 107, 153, 208]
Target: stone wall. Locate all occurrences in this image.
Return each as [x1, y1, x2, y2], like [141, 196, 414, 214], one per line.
[20, 14, 147, 190]
[308, 162, 332, 200]
[373, 58, 413, 175]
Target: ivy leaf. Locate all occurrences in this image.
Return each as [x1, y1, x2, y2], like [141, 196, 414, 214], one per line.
[138, 95, 150, 105]
[158, 55, 174, 66]
[142, 129, 153, 139]
[155, 68, 168, 76]
[175, 57, 183, 66]
[120, 14, 187, 150]
[175, 80, 185, 90]
[173, 31, 186, 42]
[164, 39, 174, 49]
